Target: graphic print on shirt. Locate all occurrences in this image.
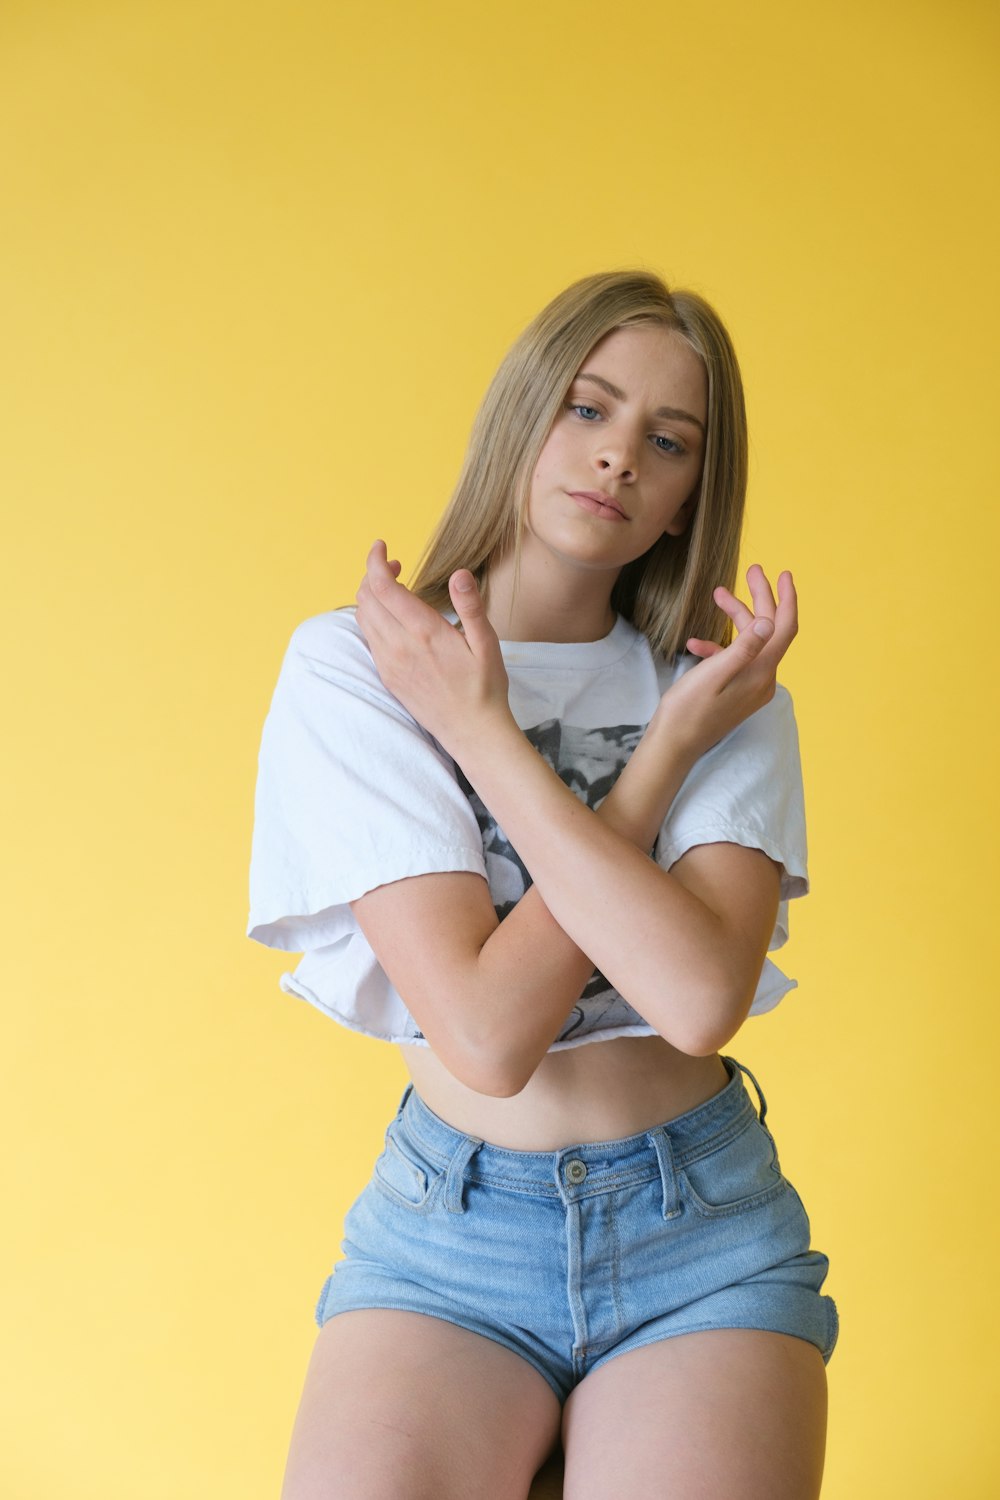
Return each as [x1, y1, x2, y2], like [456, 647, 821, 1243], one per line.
[455, 719, 649, 1044]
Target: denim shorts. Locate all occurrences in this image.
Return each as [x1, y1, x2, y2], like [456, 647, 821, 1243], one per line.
[314, 1054, 839, 1404]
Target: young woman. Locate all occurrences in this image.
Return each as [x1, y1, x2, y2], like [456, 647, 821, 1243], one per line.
[248, 270, 839, 1499]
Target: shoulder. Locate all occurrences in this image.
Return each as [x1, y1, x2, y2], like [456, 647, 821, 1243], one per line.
[286, 606, 367, 665]
[280, 606, 388, 700]
[277, 605, 443, 736]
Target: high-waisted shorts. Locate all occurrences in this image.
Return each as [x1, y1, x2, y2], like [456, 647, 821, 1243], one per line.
[314, 1054, 839, 1403]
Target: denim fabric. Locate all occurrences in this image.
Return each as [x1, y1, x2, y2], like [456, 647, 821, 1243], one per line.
[314, 1054, 839, 1403]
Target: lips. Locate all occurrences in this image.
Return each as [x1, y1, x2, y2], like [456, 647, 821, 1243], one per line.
[569, 492, 626, 522]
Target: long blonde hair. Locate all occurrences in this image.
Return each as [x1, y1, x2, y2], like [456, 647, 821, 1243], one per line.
[410, 270, 747, 658]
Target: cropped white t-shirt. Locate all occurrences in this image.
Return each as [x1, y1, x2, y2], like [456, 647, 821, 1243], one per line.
[246, 607, 809, 1049]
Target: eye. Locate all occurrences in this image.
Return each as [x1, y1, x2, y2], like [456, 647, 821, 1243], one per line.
[653, 434, 685, 455]
[569, 403, 602, 421]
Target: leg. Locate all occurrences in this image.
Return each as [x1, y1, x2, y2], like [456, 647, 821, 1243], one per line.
[561, 1329, 827, 1500]
[281, 1309, 563, 1500]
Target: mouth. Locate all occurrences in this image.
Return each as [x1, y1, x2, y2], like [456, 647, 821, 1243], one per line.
[567, 490, 627, 521]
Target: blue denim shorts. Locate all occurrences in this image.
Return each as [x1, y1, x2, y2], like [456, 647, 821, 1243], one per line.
[314, 1054, 839, 1403]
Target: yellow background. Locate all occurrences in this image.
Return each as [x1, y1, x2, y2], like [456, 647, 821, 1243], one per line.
[3, 1, 997, 1494]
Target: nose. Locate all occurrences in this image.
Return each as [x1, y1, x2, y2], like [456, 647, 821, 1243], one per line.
[592, 424, 640, 480]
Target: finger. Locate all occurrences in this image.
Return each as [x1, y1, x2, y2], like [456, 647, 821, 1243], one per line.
[363, 541, 436, 636]
[447, 570, 500, 658]
[713, 585, 754, 634]
[774, 569, 798, 641]
[355, 575, 391, 645]
[745, 563, 777, 622]
[366, 550, 405, 596]
[759, 570, 798, 660]
[710, 613, 774, 684]
[356, 547, 418, 657]
[366, 539, 398, 596]
[686, 637, 724, 658]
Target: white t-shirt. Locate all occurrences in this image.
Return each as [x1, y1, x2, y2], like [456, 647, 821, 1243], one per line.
[246, 607, 809, 1049]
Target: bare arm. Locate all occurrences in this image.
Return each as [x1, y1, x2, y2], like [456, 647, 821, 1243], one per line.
[352, 546, 794, 1095]
[351, 713, 743, 1095]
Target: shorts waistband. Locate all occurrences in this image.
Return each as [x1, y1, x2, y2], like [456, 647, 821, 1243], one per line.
[390, 1054, 770, 1216]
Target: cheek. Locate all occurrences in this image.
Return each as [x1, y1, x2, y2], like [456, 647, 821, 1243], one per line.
[531, 450, 556, 491]
[535, 428, 574, 483]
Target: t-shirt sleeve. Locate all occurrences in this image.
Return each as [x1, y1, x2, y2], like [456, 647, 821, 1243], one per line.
[246, 608, 488, 953]
[654, 681, 808, 954]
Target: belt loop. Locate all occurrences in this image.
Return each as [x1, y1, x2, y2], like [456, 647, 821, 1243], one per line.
[395, 1082, 414, 1120]
[383, 1082, 415, 1147]
[648, 1126, 681, 1220]
[730, 1057, 768, 1125]
[443, 1134, 483, 1214]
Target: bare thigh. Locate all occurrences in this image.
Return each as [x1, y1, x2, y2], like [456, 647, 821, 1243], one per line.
[561, 1329, 828, 1500]
[281, 1310, 563, 1500]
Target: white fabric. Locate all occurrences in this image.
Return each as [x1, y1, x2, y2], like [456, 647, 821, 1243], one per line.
[247, 607, 809, 1048]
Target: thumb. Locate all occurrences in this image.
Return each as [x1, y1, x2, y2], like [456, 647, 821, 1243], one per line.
[724, 615, 773, 670]
[448, 570, 498, 654]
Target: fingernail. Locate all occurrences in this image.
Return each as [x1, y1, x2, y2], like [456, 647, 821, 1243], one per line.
[454, 573, 474, 592]
[753, 618, 774, 638]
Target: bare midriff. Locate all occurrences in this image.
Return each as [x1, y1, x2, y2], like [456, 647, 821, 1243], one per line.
[400, 1034, 731, 1152]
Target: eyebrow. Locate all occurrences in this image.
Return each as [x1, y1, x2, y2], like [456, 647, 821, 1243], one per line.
[574, 372, 706, 434]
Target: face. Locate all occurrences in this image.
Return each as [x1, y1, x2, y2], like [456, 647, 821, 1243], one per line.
[524, 323, 708, 579]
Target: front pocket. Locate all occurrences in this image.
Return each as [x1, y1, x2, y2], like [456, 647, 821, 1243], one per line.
[680, 1116, 790, 1218]
[372, 1130, 442, 1212]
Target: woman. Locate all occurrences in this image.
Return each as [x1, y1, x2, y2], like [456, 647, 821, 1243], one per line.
[248, 270, 839, 1498]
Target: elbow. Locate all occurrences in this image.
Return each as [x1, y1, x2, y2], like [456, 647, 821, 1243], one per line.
[479, 1072, 532, 1099]
[434, 1040, 536, 1099]
[460, 1048, 537, 1099]
[454, 1068, 533, 1100]
[441, 995, 546, 1097]
[409, 993, 543, 1097]
[666, 978, 756, 1059]
[679, 1028, 736, 1059]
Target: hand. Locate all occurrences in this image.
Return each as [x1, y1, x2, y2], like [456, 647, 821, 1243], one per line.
[655, 565, 798, 756]
[354, 541, 513, 754]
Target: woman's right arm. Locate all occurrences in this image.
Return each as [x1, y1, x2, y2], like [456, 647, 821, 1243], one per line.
[348, 549, 795, 1096]
[349, 717, 703, 1097]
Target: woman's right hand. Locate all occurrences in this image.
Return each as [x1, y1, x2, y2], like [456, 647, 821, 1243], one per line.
[354, 541, 514, 759]
[653, 564, 798, 757]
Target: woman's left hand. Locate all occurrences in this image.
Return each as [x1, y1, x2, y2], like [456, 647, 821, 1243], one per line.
[649, 564, 798, 759]
[354, 541, 513, 754]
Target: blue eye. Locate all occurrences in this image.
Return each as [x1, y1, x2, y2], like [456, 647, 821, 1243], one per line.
[569, 405, 689, 456]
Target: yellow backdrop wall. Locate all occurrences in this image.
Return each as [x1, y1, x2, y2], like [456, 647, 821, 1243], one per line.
[3, 0, 997, 1494]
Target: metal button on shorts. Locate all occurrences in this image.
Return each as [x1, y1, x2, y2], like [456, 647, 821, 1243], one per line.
[314, 1056, 840, 1404]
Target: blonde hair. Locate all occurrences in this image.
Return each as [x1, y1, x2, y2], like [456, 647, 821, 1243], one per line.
[410, 270, 747, 658]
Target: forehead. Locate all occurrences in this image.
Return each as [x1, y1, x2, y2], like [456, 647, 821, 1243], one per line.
[575, 324, 707, 417]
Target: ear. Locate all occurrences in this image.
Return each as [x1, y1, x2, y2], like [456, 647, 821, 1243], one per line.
[663, 484, 700, 538]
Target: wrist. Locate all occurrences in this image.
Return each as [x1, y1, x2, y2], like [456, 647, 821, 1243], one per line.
[446, 702, 522, 775]
[647, 696, 703, 763]
[598, 711, 701, 851]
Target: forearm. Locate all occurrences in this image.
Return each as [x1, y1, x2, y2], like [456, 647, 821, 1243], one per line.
[461, 709, 737, 1062]
[353, 546, 791, 1089]
[465, 714, 708, 1089]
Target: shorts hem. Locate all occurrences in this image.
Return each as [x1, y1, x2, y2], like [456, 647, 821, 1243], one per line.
[314, 1291, 569, 1404]
[586, 1311, 838, 1382]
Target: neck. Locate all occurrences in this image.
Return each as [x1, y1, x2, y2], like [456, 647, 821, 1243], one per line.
[484, 548, 619, 644]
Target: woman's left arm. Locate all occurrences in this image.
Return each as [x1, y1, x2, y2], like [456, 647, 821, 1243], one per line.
[356, 544, 791, 1057]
